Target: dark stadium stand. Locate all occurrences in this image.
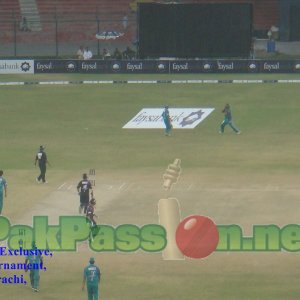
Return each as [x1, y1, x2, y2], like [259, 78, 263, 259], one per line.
[0, 0, 20, 43]
[36, 0, 132, 19]
[0, 0, 284, 56]
[35, 0, 135, 43]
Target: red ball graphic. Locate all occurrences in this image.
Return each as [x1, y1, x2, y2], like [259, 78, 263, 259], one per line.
[176, 215, 219, 259]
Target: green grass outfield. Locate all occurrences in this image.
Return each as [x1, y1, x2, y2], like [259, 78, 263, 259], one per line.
[1, 73, 300, 299]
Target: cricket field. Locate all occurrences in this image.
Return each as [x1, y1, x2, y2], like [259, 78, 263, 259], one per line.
[1, 73, 300, 299]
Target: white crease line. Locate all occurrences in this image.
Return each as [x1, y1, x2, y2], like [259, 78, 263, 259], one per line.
[58, 182, 67, 190]
[118, 182, 127, 190]
[67, 185, 73, 190]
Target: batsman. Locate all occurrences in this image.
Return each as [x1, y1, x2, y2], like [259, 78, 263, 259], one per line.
[86, 198, 99, 242]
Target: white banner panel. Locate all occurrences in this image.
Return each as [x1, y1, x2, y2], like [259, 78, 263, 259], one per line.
[0, 60, 34, 74]
[123, 108, 214, 129]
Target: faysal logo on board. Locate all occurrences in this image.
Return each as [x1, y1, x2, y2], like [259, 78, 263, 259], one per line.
[217, 61, 234, 71]
[294, 63, 300, 71]
[36, 62, 54, 71]
[172, 62, 189, 71]
[65, 61, 77, 72]
[81, 61, 97, 71]
[20, 62, 31, 72]
[248, 62, 258, 71]
[126, 62, 143, 71]
[123, 108, 215, 129]
[263, 62, 280, 71]
[157, 63, 166, 71]
[112, 63, 121, 71]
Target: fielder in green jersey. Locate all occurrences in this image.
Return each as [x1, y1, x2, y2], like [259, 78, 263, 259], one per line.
[162, 106, 173, 136]
[82, 257, 101, 300]
[25, 241, 43, 292]
[220, 104, 241, 134]
[0, 170, 7, 215]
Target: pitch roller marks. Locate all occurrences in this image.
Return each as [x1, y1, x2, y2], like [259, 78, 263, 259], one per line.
[57, 181, 141, 192]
